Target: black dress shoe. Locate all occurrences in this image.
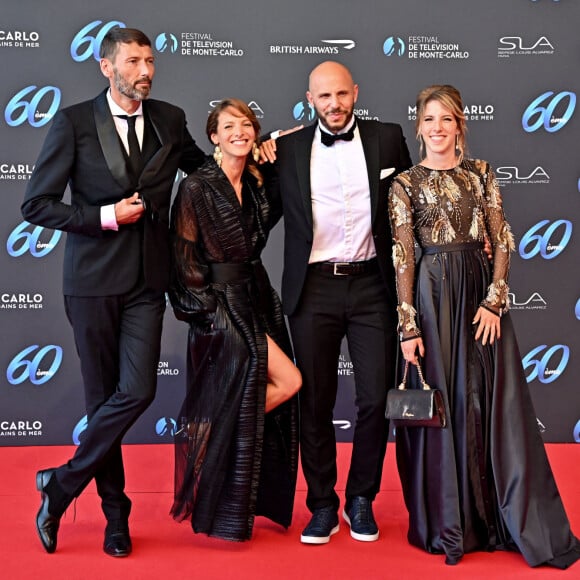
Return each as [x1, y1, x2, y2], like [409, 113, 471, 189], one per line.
[104, 524, 132, 557]
[35, 468, 60, 554]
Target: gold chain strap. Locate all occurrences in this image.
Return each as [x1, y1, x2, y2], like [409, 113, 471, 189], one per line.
[398, 360, 431, 391]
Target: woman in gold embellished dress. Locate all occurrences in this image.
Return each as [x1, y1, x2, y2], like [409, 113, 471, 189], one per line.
[169, 99, 301, 541]
[388, 85, 580, 567]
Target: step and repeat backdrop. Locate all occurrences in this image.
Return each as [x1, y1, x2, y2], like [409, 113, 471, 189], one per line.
[1, 0, 579, 446]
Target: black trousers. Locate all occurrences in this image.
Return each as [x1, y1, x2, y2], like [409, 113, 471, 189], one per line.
[289, 266, 397, 512]
[55, 279, 165, 522]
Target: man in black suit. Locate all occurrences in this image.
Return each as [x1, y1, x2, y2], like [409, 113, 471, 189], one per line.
[21, 27, 206, 556]
[270, 61, 412, 544]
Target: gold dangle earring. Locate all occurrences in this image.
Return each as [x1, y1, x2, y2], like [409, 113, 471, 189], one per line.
[455, 135, 461, 157]
[213, 144, 223, 167]
[252, 142, 260, 163]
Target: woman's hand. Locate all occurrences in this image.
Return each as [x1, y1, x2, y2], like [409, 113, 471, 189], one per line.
[401, 337, 425, 365]
[473, 306, 501, 345]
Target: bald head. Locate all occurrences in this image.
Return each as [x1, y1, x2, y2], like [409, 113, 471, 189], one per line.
[306, 61, 358, 133]
[308, 61, 354, 92]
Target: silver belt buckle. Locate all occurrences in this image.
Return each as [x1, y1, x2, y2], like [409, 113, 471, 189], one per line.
[333, 262, 350, 276]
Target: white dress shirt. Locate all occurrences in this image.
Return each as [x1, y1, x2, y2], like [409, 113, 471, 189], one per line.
[101, 91, 144, 230]
[309, 117, 376, 264]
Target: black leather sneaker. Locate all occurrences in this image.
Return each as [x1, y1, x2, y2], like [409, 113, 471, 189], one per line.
[343, 496, 379, 542]
[300, 506, 339, 544]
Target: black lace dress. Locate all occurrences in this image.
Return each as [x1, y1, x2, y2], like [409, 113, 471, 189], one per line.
[388, 159, 580, 567]
[169, 159, 298, 541]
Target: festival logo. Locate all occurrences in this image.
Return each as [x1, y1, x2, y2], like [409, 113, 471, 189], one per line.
[518, 219, 572, 260]
[4, 86, 61, 128]
[522, 91, 576, 133]
[385, 34, 469, 60]
[522, 344, 569, 384]
[72, 415, 88, 445]
[6, 222, 62, 258]
[383, 37, 405, 56]
[0, 292, 44, 311]
[354, 107, 379, 121]
[0, 419, 43, 439]
[70, 20, 125, 62]
[293, 99, 316, 123]
[408, 102, 493, 122]
[157, 360, 180, 376]
[6, 344, 63, 385]
[156, 417, 177, 437]
[0, 29, 40, 48]
[155, 33, 178, 54]
[0, 162, 34, 181]
[337, 354, 353, 377]
[179, 31, 244, 56]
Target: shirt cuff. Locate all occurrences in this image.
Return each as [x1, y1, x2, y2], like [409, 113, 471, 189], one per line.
[101, 204, 118, 231]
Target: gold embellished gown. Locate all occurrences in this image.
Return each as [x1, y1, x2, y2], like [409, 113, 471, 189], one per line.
[169, 159, 298, 541]
[388, 159, 580, 567]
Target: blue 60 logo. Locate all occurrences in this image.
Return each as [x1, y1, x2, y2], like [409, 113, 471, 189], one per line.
[5, 86, 61, 128]
[518, 219, 571, 260]
[7, 221, 62, 258]
[72, 415, 88, 445]
[574, 420, 580, 443]
[70, 20, 125, 62]
[7, 345, 63, 385]
[522, 344, 569, 384]
[576, 298, 580, 320]
[522, 91, 576, 133]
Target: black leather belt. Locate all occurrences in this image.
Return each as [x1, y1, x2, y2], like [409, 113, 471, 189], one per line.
[310, 258, 378, 276]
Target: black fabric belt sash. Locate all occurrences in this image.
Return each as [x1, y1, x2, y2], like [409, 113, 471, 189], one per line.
[309, 257, 379, 276]
[209, 259, 265, 284]
[422, 242, 483, 255]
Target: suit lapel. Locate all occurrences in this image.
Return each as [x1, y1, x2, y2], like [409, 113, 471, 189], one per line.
[358, 120, 381, 227]
[94, 90, 134, 191]
[295, 125, 316, 227]
[138, 101, 172, 188]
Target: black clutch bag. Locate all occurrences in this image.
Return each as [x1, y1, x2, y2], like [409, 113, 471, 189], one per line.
[386, 361, 447, 428]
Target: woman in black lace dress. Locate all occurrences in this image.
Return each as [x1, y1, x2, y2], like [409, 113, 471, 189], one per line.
[169, 99, 301, 541]
[388, 85, 580, 568]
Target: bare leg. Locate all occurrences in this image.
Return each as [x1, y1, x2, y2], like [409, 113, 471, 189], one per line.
[265, 335, 301, 413]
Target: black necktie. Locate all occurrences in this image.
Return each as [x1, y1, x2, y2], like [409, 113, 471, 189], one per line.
[320, 122, 356, 147]
[117, 115, 142, 177]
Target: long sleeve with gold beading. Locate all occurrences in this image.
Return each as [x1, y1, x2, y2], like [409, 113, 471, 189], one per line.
[388, 159, 515, 340]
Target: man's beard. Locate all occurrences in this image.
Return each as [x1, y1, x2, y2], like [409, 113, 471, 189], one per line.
[114, 70, 152, 101]
[318, 106, 353, 132]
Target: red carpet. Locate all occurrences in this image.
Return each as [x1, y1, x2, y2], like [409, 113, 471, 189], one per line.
[1, 443, 578, 579]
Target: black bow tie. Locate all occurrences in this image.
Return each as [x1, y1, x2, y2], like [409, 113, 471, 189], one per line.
[320, 123, 356, 146]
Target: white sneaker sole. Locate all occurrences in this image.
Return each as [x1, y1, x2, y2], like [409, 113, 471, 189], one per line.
[342, 510, 379, 542]
[300, 523, 340, 544]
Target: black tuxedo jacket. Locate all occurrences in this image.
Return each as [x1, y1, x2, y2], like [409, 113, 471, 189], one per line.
[22, 89, 207, 296]
[273, 118, 412, 316]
